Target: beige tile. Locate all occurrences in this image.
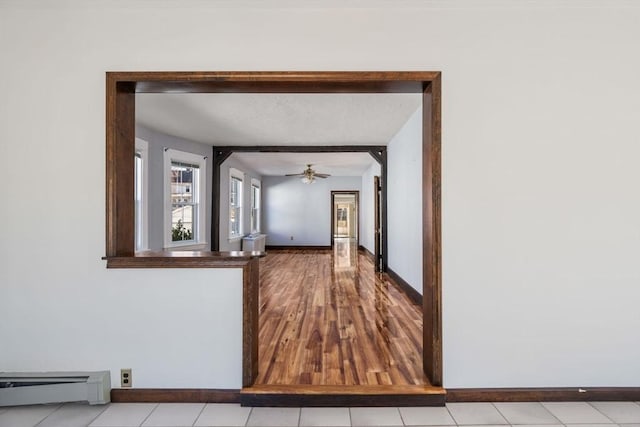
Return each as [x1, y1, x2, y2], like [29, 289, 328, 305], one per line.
[446, 403, 508, 425]
[542, 402, 613, 424]
[300, 407, 351, 427]
[350, 407, 403, 426]
[89, 403, 158, 427]
[0, 404, 61, 427]
[399, 406, 456, 426]
[493, 402, 561, 425]
[37, 403, 108, 427]
[141, 403, 204, 427]
[590, 402, 640, 424]
[566, 424, 621, 427]
[194, 403, 251, 427]
[246, 407, 300, 427]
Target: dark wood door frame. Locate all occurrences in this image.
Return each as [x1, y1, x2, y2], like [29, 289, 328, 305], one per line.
[330, 190, 360, 246]
[374, 175, 382, 272]
[105, 71, 442, 387]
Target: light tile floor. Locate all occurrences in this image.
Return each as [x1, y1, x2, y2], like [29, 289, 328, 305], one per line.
[0, 401, 639, 427]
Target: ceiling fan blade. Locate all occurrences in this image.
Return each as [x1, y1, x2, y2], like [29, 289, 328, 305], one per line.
[285, 173, 305, 177]
[315, 174, 331, 178]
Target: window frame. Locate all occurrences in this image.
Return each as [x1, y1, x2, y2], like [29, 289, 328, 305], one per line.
[134, 138, 149, 252]
[250, 179, 261, 234]
[229, 168, 244, 240]
[164, 148, 207, 248]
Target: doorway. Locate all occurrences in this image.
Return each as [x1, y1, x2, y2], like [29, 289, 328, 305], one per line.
[105, 71, 443, 397]
[331, 191, 359, 246]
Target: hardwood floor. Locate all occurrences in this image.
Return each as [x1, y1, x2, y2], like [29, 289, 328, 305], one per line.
[256, 239, 430, 386]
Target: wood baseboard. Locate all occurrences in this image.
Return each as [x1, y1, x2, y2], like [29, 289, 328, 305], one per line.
[446, 387, 640, 402]
[110, 386, 640, 404]
[358, 245, 376, 262]
[265, 245, 331, 251]
[110, 388, 240, 403]
[385, 268, 423, 306]
[241, 384, 445, 407]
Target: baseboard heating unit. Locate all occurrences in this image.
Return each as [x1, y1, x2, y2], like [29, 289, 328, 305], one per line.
[0, 371, 111, 406]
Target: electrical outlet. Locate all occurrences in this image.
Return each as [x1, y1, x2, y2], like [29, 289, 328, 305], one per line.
[120, 368, 132, 388]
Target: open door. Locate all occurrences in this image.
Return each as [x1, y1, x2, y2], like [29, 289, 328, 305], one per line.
[374, 176, 382, 272]
[331, 191, 359, 246]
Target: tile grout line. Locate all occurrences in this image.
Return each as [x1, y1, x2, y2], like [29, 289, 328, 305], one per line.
[444, 402, 460, 426]
[490, 402, 512, 425]
[587, 401, 619, 425]
[191, 402, 208, 427]
[297, 407, 302, 427]
[85, 402, 111, 427]
[138, 402, 159, 427]
[348, 407, 353, 427]
[244, 406, 253, 427]
[32, 403, 64, 427]
[396, 407, 406, 427]
[535, 402, 563, 425]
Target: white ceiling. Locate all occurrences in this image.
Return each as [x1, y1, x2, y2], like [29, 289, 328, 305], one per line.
[136, 93, 421, 146]
[137, 93, 418, 176]
[231, 152, 376, 177]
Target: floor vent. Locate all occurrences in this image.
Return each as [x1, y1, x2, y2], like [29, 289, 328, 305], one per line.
[0, 371, 111, 406]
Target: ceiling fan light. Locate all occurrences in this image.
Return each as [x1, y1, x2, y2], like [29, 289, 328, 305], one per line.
[301, 176, 315, 184]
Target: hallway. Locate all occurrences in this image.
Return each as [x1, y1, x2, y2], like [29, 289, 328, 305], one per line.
[255, 239, 429, 386]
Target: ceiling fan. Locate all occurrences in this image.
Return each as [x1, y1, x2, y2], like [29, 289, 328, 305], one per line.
[285, 164, 331, 184]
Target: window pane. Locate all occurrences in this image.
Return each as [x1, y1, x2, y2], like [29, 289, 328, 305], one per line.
[171, 163, 197, 205]
[171, 204, 195, 241]
[250, 184, 260, 233]
[230, 206, 241, 235]
[230, 176, 243, 236]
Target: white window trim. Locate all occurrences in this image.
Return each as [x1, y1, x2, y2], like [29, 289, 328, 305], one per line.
[134, 138, 149, 252]
[229, 167, 245, 241]
[164, 149, 207, 249]
[250, 178, 261, 234]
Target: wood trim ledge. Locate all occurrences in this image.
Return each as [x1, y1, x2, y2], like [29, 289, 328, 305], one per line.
[241, 385, 445, 407]
[103, 250, 263, 269]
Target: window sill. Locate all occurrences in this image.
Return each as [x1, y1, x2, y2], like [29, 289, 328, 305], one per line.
[165, 242, 209, 251]
[102, 250, 265, 269]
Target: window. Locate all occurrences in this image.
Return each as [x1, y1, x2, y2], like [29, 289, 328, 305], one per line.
[164, 149, 206, 248]
[250, 179, 261, 234]
[229, 168, 244, 239]
[134, 138, 148, 251]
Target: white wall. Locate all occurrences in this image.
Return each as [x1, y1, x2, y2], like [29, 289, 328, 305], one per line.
[387, 108, 423, 293]
[136, 124, 212, 251]
[219, 157, 263, 251]
[1, 1, 639, 389]
[263, 176, 362, 246]
[360, 162, 382, 254]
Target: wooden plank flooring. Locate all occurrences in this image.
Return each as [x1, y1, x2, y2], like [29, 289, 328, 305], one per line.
[256, 240, 430, 386]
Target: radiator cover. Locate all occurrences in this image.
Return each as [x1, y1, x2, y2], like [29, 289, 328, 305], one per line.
[0, 371, 111, 406]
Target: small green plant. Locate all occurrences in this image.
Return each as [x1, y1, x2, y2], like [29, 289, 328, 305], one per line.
[172, 219, 193, 241]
